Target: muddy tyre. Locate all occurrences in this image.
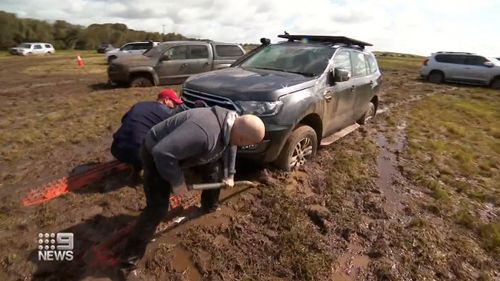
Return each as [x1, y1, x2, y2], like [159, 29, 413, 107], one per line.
[491, 78, 500, 89]
[428, 71, 444, 84]
[130, 76, 153, 87]
[275, 125, 317, 171]
[357, 101, 376, 125]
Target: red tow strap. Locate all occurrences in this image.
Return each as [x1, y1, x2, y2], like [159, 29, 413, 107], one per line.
[21, 161, 128, 207]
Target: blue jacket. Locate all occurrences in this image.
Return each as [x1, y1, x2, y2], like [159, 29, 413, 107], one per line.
[113, 101, 181, 149]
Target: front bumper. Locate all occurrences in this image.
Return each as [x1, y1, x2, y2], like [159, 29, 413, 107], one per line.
[237, 124, 291, 163]
[107, 65, 129, 83]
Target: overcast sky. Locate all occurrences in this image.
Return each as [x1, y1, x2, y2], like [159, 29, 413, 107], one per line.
[1, 0, 499, 56]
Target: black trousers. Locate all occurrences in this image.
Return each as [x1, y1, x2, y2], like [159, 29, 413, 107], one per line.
[111, 142, 142, 170]
[120, 146, 222, 264]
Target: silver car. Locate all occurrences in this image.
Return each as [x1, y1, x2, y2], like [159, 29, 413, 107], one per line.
[10, 43, 55, 56]
[105, 41, 159, 64]
[420, 52, 500, 89]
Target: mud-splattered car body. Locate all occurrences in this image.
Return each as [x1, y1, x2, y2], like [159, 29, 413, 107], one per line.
[182, 34, 382, 170]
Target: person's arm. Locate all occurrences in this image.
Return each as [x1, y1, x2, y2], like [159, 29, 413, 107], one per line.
[151, 122, 208, 193]
[222, 145, 237, 187]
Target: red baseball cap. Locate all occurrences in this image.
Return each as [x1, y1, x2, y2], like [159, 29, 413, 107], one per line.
[158, 88, 183, 105]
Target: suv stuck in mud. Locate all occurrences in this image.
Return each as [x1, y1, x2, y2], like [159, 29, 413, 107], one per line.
[182, 34, 382, 170]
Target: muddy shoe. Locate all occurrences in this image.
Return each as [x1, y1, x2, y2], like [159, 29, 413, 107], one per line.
[117, 262, 143, 281]
[199, 206, 221, 215]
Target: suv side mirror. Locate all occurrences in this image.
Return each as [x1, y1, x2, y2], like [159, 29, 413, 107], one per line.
[328, 68, 351, 85]
[484, 61, 494, 68]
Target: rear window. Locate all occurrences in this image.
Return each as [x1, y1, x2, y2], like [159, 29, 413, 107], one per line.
[435, 54, 465, 64]
[45, 44, 51, 48]
[215, 45, 244, 57]
[190, 45, 209, 59]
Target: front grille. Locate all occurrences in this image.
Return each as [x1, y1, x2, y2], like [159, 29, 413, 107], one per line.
[182, 88, 240, 113]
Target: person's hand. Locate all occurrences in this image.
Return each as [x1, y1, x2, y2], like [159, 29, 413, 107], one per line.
[222, 177, 235, 188]
[172, 183, 189, 195]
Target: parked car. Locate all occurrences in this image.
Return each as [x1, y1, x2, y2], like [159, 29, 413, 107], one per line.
[97, 43, 114, 54]
[420, 51, 500, 89]
[107, 41, 245, 87]
[105, 41, 159, 64]
[9, 43, 55, 56]
[181, 34, 382, 170]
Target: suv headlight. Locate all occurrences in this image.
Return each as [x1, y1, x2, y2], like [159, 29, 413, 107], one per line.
[236, 101, 283, 116]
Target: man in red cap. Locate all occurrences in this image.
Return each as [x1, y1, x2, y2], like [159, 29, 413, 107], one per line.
[111, 88, 184, 181]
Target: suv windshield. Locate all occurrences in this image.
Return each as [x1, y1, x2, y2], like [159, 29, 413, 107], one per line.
[240, 44, 335, 77]
[20, 43, 31, 48]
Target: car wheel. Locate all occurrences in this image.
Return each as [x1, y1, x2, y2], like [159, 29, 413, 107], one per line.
[428, 71, 444, 84]
[357, 101, 376, 125]
[25, 52, 32, 56]
[275, 125, 317, 171]
[130, 76, 153, 87]
[491, 78, 500, 89]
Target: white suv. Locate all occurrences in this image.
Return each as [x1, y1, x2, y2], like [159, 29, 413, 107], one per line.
[420, 52, 500, 89]
[105, 41, 159, 64]
[9, 43, 55, 56]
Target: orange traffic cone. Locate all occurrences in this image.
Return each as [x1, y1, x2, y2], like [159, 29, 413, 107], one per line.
[76, 54, 84, 67]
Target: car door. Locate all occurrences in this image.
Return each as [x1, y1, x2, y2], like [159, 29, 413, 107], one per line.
[460, 56, 492, 84]
[350, 51, 373, 121]
[323, 49, 356, 135]
[441, 55, 467, 81]
[156, 45, 190, 84]
[119, 44, 134, 57]
[183, 44, 211, 75]
[33, 44, 43, 55]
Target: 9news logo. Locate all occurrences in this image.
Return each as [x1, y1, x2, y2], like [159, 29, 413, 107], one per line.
[37, 232, 74, 261]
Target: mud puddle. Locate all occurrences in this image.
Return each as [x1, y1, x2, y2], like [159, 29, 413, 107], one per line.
[171, 246, 202, 281]
[375, 122, 407, 217]
[331, 241, 371, 281]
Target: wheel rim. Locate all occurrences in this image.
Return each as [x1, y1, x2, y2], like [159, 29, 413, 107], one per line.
[289, 137, 313, 169]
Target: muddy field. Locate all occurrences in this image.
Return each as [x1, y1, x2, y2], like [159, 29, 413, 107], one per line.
[0, 52, 498, 281]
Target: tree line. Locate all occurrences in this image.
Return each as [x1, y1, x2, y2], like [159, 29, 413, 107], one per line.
[0, 10, 192, 50]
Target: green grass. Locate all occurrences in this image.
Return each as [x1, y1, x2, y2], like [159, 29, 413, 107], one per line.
[399, 87, 500, 254]
[377, 56, 424, 71]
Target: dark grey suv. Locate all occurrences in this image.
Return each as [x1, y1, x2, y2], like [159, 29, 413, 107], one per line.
[182, 34, 382, 170]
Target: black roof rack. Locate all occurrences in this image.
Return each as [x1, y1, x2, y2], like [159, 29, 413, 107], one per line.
[436, 51, 473, 55]
[277, 33, 373, 49]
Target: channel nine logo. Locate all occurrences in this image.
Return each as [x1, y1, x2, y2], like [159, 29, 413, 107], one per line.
[37, 232, 74, 261]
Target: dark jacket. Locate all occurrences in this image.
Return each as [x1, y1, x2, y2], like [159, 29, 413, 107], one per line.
[144, 106, 238, 191]
[113, 101, 180, 149]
